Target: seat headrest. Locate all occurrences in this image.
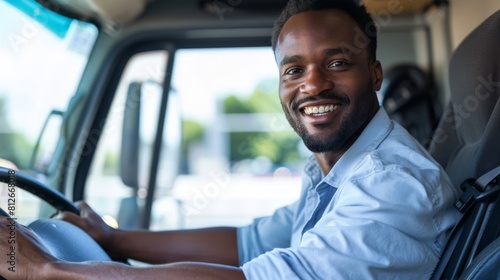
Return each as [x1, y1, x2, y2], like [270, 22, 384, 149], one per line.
[429, 10, 500, 187]
[448, 10, 500, 140]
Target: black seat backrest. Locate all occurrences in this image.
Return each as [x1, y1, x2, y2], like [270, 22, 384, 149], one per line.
[381, 64, 438, 147]
[428, 9, 500, 279]
[428, 10, 500, 187]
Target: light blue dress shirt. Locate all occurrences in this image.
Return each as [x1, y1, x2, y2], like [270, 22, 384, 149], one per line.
[237, 108, 462, 279]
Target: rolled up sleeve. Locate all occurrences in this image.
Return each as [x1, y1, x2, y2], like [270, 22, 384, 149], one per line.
[237, 200, 298, 265]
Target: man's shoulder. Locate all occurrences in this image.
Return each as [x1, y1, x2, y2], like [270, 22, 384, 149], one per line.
[376, 119, 439, 169]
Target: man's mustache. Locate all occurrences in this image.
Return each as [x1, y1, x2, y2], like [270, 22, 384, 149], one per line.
[291, 91, 350, 111]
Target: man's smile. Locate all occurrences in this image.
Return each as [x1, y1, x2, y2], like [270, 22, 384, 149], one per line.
[295, 98, 346, 126]
[303, 104, 341, 115]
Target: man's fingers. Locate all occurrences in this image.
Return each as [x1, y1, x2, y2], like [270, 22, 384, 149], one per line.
[74, 200, 89, 210]
[74, 201, 95, 218]
[59, 211, 87, 230]
[58, 200, 91, 223]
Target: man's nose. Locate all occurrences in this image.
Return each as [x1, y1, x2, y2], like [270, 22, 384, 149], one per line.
[300, 67, 334, 95]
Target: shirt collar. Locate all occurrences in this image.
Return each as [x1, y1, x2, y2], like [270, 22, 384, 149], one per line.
[305, 107, 393, 188]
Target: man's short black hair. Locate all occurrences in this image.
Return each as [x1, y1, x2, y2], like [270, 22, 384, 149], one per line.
[272, 0, 377, 62]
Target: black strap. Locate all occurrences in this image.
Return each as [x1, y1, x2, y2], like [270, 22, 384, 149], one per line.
[431, 165, 500, 280]
[455, 166, 500, 213]
[476, 166, 500, 187]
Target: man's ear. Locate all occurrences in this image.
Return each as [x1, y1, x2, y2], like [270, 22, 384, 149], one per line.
[371, 60, 383, 91]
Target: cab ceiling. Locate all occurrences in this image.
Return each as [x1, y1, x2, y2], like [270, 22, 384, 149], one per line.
[37, 0, 436, 29]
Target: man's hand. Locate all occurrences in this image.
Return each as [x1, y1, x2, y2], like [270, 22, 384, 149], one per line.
[60, 201, 115, 250]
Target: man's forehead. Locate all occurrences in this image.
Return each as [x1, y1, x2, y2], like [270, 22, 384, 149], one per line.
[279, 9, 356, 38]
[275, 9, 362, 62]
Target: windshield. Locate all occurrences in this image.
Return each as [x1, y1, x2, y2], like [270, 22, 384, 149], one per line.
[0, 0, 98, 173]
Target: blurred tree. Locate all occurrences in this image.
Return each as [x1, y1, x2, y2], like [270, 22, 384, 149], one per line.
[181, 120, 204, 156]
[179, 119, 204, 173]
[223, 79, 301, 171]
[0, 96, 32, 169]
[224, 95, 252, 114]
[246, 79, 283, 113]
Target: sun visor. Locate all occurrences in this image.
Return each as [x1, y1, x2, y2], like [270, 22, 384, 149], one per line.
[87, 0, 147, 26]
[36, 0, 148, 29]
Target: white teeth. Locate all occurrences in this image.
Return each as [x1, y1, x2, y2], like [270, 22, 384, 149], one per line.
[304, 105, 339, 115]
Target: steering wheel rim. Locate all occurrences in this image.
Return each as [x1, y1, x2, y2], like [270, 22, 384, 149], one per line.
[0, 166, 79, 214]
[0, 166, 115, 264]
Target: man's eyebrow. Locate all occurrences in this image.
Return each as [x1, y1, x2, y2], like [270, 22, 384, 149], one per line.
[279, 47, 358, 68]
[324, 47, 355, 58]
[279, 55, 301, 68]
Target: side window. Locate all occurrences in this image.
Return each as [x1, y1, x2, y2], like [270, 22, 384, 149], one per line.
[151, 48, 304, 230]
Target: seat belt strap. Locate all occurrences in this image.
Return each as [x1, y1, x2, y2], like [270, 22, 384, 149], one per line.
[455, 166, 500, 213]
[431, 165, 500, 280]
[476, 166, 500, 188]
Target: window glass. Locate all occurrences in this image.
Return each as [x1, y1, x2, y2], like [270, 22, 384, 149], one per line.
[0, 0, 97, 222]
[0, 1, 97, 171]
[151, 48, 305, 230]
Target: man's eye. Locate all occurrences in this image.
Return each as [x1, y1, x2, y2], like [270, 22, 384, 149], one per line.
[284, 67, 302, 75]
[328, 61, 348, 68]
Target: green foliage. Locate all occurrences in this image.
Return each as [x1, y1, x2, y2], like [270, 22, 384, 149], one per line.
[0, 96, 33, 169]
[229, 132, 300, 164]
[246, 79, 282, 113]
[223, 78, 281, 114]
[179, 119, 205, 173]
[102, 151, 119, 175]
[223, 79, 302, 168]
[224, 95, 252, 113]
[181, 120, 204, 156]
[0, 132, 32, 169]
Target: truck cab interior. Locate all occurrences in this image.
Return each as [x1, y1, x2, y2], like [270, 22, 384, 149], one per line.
[1, 0, 500, 278]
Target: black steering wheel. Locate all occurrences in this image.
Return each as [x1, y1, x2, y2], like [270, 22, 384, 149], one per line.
[0, 166, 112, 262]
[0, 166, 79, 214]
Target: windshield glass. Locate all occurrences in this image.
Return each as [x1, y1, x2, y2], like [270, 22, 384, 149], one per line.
[0, 0, 98, 173]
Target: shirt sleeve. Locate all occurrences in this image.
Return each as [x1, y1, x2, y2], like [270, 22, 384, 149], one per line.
[237, 199, 299, 265]
[240, 164, 461, 279]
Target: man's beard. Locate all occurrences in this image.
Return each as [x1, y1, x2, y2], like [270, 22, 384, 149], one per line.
[281, 91, 375, 153]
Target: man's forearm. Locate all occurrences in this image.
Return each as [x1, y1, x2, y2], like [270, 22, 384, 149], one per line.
[42, 261, 245, 280]
[106, 227, 240, 266]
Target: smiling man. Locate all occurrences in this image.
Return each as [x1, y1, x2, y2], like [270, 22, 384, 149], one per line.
[0, 0, 461, 279]
[237, 1, 461, 278]
[275, 7, 381, 173]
